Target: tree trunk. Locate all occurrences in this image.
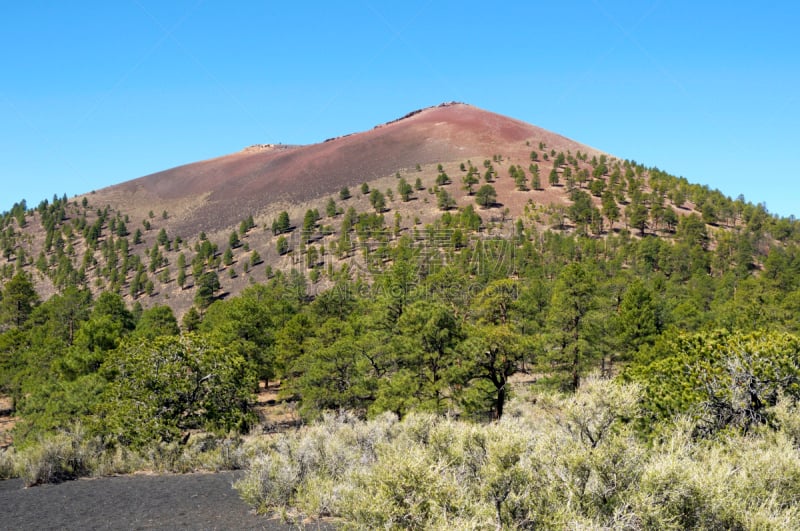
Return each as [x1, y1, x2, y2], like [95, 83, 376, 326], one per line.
[495, 383, 506, 420]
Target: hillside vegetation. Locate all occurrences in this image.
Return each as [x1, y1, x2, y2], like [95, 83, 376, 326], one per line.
[2, 105, 800, 527]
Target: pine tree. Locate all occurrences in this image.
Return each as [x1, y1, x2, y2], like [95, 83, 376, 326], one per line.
[370, 190, 386, 213]
[549, 168, 560, 186]
[272, 211, 291, 235]
[547, 263, 595, 390]
[529, 163, 541, 190]
[437, 189, 456, 211]
[475, 185, 497, 209]
[0, 272, 39, 329]
[326, 197, 338, 218]
[398, 178, 413, 201]
[276, 236, 289, 255]
[462, 170, 479, 194]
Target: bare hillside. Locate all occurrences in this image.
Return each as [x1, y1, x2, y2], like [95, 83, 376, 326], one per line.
[85, 103, 602, 236]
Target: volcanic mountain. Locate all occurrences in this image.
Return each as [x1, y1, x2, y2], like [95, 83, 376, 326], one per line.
[12, 102, 688, 314]
[87, 102, 602, 236]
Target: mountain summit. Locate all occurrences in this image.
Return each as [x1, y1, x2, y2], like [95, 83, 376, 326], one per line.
[88, 103, 600, 235]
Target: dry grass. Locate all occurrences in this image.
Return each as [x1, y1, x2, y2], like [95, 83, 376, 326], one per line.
[233, 377, 800, 529]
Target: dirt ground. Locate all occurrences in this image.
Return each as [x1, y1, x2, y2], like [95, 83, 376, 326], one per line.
[0, 471, 332, 531]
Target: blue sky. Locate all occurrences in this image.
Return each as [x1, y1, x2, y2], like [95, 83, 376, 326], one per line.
[1, 1, 798, 217]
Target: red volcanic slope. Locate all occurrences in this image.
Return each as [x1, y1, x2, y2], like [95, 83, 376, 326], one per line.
[94, 103, 601, 233]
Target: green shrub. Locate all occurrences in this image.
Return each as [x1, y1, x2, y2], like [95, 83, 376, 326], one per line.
[9, 426, 250, 485]
[98, 333, 257, 448]
[626, 330, 800, 436]
[0, 447, 15, 479]
[340, 441, 476, 529]
[90, 444, 143, 477]
[17, 426, 97, 486]
[235, 376, 800, 528]
[631, 421, 800, 528]
[235, 411, 398, 520]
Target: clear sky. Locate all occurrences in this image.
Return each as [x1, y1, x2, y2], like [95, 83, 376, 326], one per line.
[1, 1, 798, 217]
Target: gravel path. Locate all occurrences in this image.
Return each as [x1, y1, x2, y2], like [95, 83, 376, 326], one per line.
[0, 472, 327, 530]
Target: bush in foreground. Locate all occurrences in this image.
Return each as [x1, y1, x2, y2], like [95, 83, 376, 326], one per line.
[7, 423, 251, 487]
[234, 377, 800, 529]
[0, 446, 16, 480]
[98, 333, 258, 448]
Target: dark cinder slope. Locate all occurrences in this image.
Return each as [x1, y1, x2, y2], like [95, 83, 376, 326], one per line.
[0, 472, 321, 530]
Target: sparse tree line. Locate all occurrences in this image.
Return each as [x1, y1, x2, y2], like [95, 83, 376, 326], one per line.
[0, 149, 796, 311]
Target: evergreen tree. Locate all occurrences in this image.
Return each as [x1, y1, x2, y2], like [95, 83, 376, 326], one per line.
[229, 231, 241, 249]
[157, 228, 169, 247]
[182, 307, 201, 332]
[383, 301, 464, 414]
[547, 263, 595, 390]
[437, 189, 456, 211]
[617, 280, 662, 358]
[517, 169, 529, 191]
[0, 271, 39, 329]
[370, 190, 386, 213]
[601, 190, 620, 230]
[132, 305, 180, 340]
[302, 209, 319, 242]
[475, 185, 497, 209]
[549, 168, 560, 186]
[568, 190, 594, 232]
[194, 271, 220, 309]
[529, 163, 541, 190]
[326, 197, 338, 218]
[589, 178, 606, 197]
[271, 211, 291, 235]
[276, 235, 289, 255]
[462, 170, 479, 195]
[223, 247, 234, 267]
[626, 200, 649, 236]
[98, 333, 256, 447]
[398, 178, 413, 201]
